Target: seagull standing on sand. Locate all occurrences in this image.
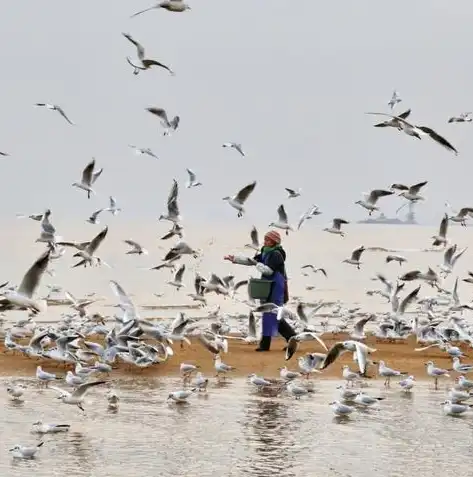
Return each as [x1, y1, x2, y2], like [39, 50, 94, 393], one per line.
[186, 169, 202, 188]
[72, 159, 103, 199]
[222, 142, 245, 156]
[269, 205, 293, 235]
[378, 360, 406, 388]
[223, 181, 257, 218]
[131, 0, 191, 17]
[34, 103, 74, 125]
[425, 361, 450, 390]
[123, 33, 174, 76]
[355, 189, 393, 216]
[366, 112, 459, 155]
[9, 442, 44, 459]
[342, 246, 365, 270]
[323, 218, 348, 237]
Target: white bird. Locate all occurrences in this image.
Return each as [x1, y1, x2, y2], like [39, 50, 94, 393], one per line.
[167, 264, 185, 290]
[123, 240, 148, 255]
[167, 389, 196, 403]
[452, 357, 473, 374]
[399, 375, 415, 392]
[440, 244, 467, 276]
[245, 226, 260, 251]
[378, 361, 406, 388]
[456, 375, 473, 391]
[36, 209, 58, 244]
[324, 218, 349, 237]
[194, 372, 209, 391]
[186, 168, 202, 188]
[222, 142, 245, 156]
[321, 341, 377, 376]
[392, 181, 428, 213]
[386, 254, 407, 266]
[279, 366, 301, 381]
[9, 442, 44, 459]
[285, 187, 301, 199]
[49, 381, 106, 411]
[432, 214, 449, 247]
[6, 384, 26, 400]
[441, 400, 473, 416]
[355, 189, 394, 216]
[214, 355, 235, 379]
[128, 144, 159, 159]
[448, 112, 472, 123]
[342, 246, 365, 270]
[248, 373, 272, 389]
[65, 371, 85, 387]
[32, 421, 70, 434]
[388, 90, 402, 110]
[286, 381, 309, 399]
[336, 385, 358, 402]
[354, 391, 385, 407]
[329, 400, 355, 417]
[35, 102, 74, 124]
[425, 361, 450, 390]
[87, 209, 104, 225]
[366, 112, 459, 155]
[297, 204, 322, 230]
[269, 204, 294, 235]
[159, 179, 181, 224]
[106, 196, 121, 215]
[106, 389, 120, 410]
[449, 207, 473, 226]
[222, 181, 257, 218]
[72, 159, 103, 199]
[71, 226, 108, 268]
[3, 251, 50, 314]
[342, 365, 359, 387]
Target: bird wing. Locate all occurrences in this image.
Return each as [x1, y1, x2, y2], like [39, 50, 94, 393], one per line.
[81, 160, 95, 186]
[233, 280, 248, 292]
[124, 239, 140, 250]
[235, 181, 256, 203]
[91, 168, 103, 185]
[175, 264, 186, 282]
[417, 126, 458, 154]
[399, 285, 421, 314]
[354, 315, 374, 334]
[321, 342, 346, 369]
[72, 381, 106, 398]
[277, 204, 288, 223]
[56, 106, 74, 125]
[409, 181, 428, 194]
[443, 245, 456, 265]
[248, 311, 256, 337]
[87, 226, 108, 254]
[168, 179, 179, 204]
[439, 214, 448, 237]
[365, 111, 416, 128]
[147, 107, 169, 125]
[285, 188, 295, 195]
[368, 189, 393, 204]
[351, 246, 365, 261]
[250, 226, 259, 246]
[122, 33, 145, 60]
[453, 247, 468, 266]
[458, 207, 473, 217]
[18, 250, 51, 298]
[186, 169, 196, 182]
[142, 59, 173, 73]
[285, 336, 299, 361]
[89, 209, 104, 221]
[110, 280, 136, 314]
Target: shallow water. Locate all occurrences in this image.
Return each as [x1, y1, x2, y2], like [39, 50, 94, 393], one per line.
[1, 377, 473, 477]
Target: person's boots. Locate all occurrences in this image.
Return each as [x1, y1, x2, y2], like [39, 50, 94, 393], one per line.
[278, 318, 296, 350]
[255, 336, 271, 352]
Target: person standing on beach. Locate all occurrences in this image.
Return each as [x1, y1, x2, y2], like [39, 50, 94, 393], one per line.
[224, 229, 296, 351]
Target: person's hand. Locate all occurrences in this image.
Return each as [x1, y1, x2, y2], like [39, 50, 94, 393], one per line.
[224, 255, 234, 262]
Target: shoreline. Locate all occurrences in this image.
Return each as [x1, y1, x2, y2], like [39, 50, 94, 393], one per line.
[0, 334, 463, 381]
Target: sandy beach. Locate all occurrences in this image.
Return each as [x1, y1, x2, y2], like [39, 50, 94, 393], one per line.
[0, 334, 462, 380]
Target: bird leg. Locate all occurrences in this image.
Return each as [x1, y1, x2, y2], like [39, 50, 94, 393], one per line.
[434, 377, 438, 390]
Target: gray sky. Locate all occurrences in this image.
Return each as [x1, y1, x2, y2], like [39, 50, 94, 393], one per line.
[0, 0, 472, 228]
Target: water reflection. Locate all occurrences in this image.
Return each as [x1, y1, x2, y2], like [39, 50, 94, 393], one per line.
[241, 398, 296, 477]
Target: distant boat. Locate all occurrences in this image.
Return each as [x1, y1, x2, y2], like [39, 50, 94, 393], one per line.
[357, 212, 418, 225]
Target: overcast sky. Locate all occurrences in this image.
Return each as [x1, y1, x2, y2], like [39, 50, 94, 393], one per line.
[0, 0, 472, 229]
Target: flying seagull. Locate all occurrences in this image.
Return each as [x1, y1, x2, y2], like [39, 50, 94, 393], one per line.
[72, 159, 103, 199]
[297, 205, 322, 230]
[373, 109, 411, 128]
[122, 33, 174, 76]
[448, 112, 472, 123]
[432, 214, 449, 247]
[355, 189, 393, 215]
[146, 107, 180, 135]
[366, 112, 458, 155]
[323, 218, 349, 237]
[131, 1, 191, 18]
[388, 90, 402, 110]
[223, 181, 257, 218]
[245, 226, 260, 251]
[123, 240, 148, 255]
[186, 169, 202, 188]
[34, 103, 74, 125]
[72, 226, 108, 268]
[269, 204, 294, 235]
[391, 181, 428, 213]
[343, 246, 365, 270]
[129, 144, 159, 159]
[222, 142, 245, 156]
[159, 179, 181, 223]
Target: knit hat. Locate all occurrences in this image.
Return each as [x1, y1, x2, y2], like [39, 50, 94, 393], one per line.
[265, 230, 281, 244]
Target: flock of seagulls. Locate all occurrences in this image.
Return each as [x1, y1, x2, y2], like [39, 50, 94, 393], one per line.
[3, 3, 473, 467]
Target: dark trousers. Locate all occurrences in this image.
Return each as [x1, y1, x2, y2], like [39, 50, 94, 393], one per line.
[257, 318, 296, 350]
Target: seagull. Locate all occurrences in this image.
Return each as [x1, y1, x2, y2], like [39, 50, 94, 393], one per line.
[128, 145, 159, 159]
[391, 181, 428, 213]
[222, 142, 245, 156]
[297, 205, 322, 230]
[146, 107, 180, 135]
[131, 0, 191, 17]
[34, 103, 74, 125]
[432, 214, 449, 246]
[245, 226, 260, 251]
[87, 209, 104, 225]
[440, 244, 467, 276]
[425, 360, 450, 390]
[463, 271, 473, 285]
[9, 442, 44, 459]
[2, 250, 51, 314]
[72, 159, 103, 199]
[285, 187, 301, 199]
[449, 207, 473, 226]
[301, 264, 327, 277]
[321, 340, 377, 376]
[329, 400, 355, 417]
[399, 375, 415, 392]
[167, 389, 196, 403]
[223, 181, 257, 218]
[373, 108, 411, 128]
[49, 381, 106, 411]
[399, 268, 439, 287]
[122, 33, 174, 75]
[354, 391, 385, 407]
[388, 90, 402, 110]
[105, 196, 121, 216]
[342, 246, 365, 269]
[32, 421, 70, 434]
[160, 222, 183, 240]
[159, 179, 181, 223]
[36, 209, 57, 244]
[386, 254, 407, 266]
[186, 169, 202, 188]
[269, 204, 293, 235]
[448, 112, 472, 123]
[378, 360, 406, 387]
[441, 400, 473, 416]
[323, 218, 348, 237]
[452, 357, 473, 374]
[167, 264, 186, 289]
[355, 189, 393, 215]
[71, 226, 108, 268]
[366, 112, 459, 155]
[123, 240, 148, 255]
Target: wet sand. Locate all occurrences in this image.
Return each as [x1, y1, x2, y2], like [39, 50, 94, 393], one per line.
[0, 334, 463, 380]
